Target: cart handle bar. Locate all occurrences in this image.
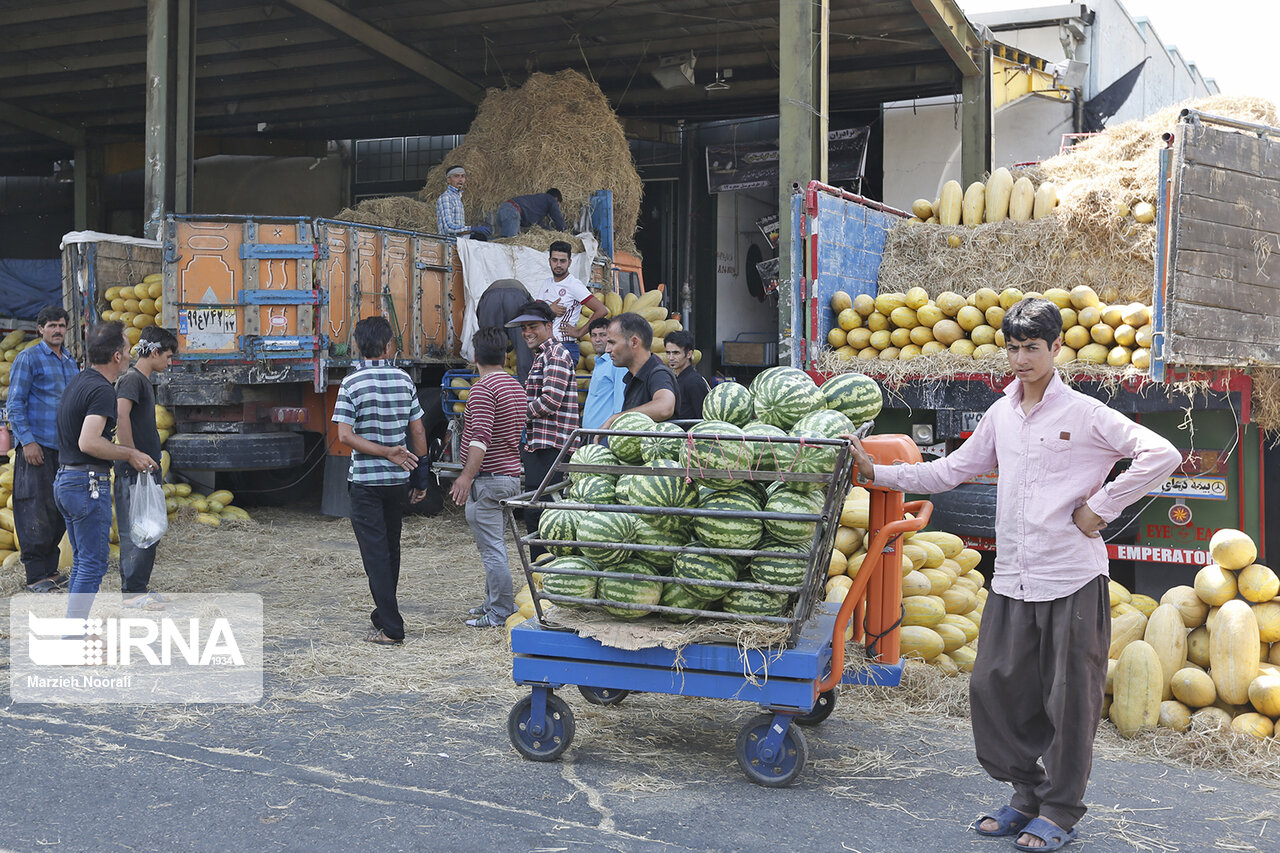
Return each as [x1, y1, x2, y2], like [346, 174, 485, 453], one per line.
[816, 498, 933, 693]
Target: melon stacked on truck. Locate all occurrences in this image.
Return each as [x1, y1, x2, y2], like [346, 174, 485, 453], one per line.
[0, 329, 41, 403]
[513, 368, 881, 634]
[1104, 528, 1280, 740]
[98, 274, 165, 347]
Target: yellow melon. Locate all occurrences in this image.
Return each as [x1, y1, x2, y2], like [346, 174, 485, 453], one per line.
[1230, 712, 1274, 740]
[900, 626, 945, 660]
[1157, 700, 1192, 732]
[1209, 528, 1257, 571]
[1210, 600, 1261, 705]
[935, 292, 966, 317]
[1170, 666, 1216, 708]
[853, 293, 876, 316]
[1237, 564, 1279, 602]
[1194, 564, 1238, 606]
[1110, 640, 1162, 737]
[830, 290, 854, 313]
[1161, 585, 1209, 628]
[1186, 625, 1210, 668]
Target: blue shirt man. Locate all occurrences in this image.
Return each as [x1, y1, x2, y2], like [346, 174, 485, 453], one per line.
[580, 318, 627, 431]
[435, 166, 472, 237]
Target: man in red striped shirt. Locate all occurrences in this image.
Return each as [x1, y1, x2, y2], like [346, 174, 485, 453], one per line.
[451, 327, 528, 628]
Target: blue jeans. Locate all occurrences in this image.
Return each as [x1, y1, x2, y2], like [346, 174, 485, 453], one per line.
[465, 474, 522, 621]
[498, 201, 522, 238]
[113, 468, 160, 594]
[54, 468, 113, 618]
[561, 339, 580, 366]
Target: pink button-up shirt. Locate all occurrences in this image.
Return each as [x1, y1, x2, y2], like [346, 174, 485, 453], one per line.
[873, 372, 1181, 602]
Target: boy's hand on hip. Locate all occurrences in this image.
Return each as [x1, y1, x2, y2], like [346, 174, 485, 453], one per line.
[1073, 504, 1106, 538]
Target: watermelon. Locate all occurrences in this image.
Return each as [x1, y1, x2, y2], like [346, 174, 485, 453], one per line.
[792, 408, 854, 439]
[566, 475, 616, 505]
[749, 367, 825, 430]
[632, 519, 686, 570]
[672, 545, 738, 601]
[679, 420, 753, 489]
[608, 411, 656, 464]
[598, 562, 663, 619]
[640, 421, 686, 464]
[783, 409, 853, 493]
[660, 581, 706, 623]
[743, 421, 791, 472]
[763, 488, 825, 544]
[575, 511, 639, 567]
[693, 489, 764, 551]
[541, 556, 599, 606]
[537, 507, 579, 557]
[820, 372, 883, 425]
[749, 539, 810, 587]
[568, 443, 619, 484]
[616, 460, 698, 534]
[702, 381, 755, 427]
[723, 588, 789, 617]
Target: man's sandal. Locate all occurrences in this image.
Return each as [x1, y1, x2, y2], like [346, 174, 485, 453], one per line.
[971, 805, 1033, 837]
[365, 629, 403, 646]
[1012, 817, 1078, 852]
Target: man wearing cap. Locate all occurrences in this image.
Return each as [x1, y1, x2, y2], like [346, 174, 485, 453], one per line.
[531, 240, 606, 366]
[476, 278, 533, 383]
[435, 166, 488, 239]
[507, 301, 579, 558]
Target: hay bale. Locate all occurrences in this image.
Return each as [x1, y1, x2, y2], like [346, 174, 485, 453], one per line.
[334, 196, 437, 232]
[419, 69, 643, 255]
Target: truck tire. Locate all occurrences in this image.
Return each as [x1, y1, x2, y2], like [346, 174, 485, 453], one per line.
[924, 482, 1143, 544]
[166, 432, 305, 471]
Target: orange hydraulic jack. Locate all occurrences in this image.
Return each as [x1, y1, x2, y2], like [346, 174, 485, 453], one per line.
[816, 434, 932, 693]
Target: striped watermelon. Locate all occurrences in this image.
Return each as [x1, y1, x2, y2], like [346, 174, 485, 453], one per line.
[792, 408, 854, 439]
[569, 443, 619, 484]
[660, 581, 706, 623]
[693, 489, 763, 551]
[749, 539, 810, 587]
[616, 460, 698, 534]
[821, 372, 883, 425]
[608, 411, 656, 464]
[702, 381, 755, 427]
[632, 519, 686, 570]
[598, 562, 663, 619]
[537, 507, 579, 557]
[575, 511, 639, 567]
[679, 420, 753, 489]
[763, 488, 825, 544]
[640, 421, 686, 464]
[783, 409, 853, 493]
[723, 589, 789, 616]
[541, 556, 599, 606]
[672, 545, 738, 601]
[743, 421, 791, 472]
[749, 367, 825, 429]
[567, 475, 616, 505]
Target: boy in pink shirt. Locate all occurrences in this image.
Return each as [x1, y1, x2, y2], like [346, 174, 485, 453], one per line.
[850, 298, 1180, 851]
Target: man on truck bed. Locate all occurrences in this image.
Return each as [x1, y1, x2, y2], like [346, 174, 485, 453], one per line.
[848, 298, 1180, 852]
[603, 312, 676, 425]
[435, 166, 488, 240]
[497, 189, 566, 238]
[532, 240, 606, 366]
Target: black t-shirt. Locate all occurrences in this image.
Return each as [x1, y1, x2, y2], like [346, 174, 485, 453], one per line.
[115, 366, 161, 468]
[674, 366, 710, 421]
[621, 353, 678, 417]
[56, 368, 118, 465]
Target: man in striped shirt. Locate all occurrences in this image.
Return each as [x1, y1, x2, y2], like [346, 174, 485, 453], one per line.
[507, 301, 580, 558]
[450, 327, 527, 628]
[333, 317, 431, 646]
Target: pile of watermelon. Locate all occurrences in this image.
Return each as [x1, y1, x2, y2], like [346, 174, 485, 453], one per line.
[533, 368, 885, 625]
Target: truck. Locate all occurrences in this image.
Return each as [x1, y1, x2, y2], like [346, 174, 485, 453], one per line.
[791, 110, 1280, 600]
[61, 198, 641, 516]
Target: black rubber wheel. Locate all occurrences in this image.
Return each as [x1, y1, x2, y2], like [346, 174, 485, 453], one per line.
[735, 713, 808, 787]
[577, 685, 629, 706]
[508, 693, 575, 761]
[793, 689, 837, 727]
[166, 432, 304, 471]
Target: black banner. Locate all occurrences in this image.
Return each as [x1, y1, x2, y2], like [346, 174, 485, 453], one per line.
[706, 127, 870, 193]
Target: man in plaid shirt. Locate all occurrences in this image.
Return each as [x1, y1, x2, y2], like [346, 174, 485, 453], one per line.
[507, 301, 579, 557]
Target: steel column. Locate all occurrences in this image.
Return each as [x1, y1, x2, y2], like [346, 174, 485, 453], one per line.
[144, 0, 195, 239]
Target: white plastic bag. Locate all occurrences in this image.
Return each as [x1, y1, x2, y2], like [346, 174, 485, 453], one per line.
[129, 472, 169, 549]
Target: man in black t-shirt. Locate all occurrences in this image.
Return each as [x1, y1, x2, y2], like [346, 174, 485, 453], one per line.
[54, 322, 154, 619]
[664, 330, 709, 421]
[603, 312, 677, 425]
[114, 326, 178, 609]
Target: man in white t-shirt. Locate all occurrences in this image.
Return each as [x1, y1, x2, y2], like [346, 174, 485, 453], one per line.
[532, 239, 606, 366]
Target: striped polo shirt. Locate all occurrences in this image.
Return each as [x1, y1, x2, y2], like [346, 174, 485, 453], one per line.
[460, 371, 525, 476]
[332, 360, 424, 485]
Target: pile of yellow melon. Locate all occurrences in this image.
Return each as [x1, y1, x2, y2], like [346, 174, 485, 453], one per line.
[0, 329, 41, 402]
[1106, 528, 1280, 740]
[99, 273, 164, 346]
[827, 283, 1153, 370]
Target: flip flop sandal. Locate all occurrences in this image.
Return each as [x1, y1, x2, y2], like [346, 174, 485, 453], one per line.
[25, 578, 62, 594]
[365, 629, 404, 646]
[971, 805, 1033, 837]
[467, 605, 486, 616]
[1012, 817, 1078, 852]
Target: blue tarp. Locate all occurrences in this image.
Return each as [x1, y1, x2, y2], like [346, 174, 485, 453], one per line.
[0, 259, 61, 320]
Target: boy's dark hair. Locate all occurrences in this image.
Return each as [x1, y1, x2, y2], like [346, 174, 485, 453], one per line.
[354, 316, 394, 359]
[587, 315, 612, 334]
[37, 305, 69, 326]
[665, 330, 695, 353]
[1001, 298, 1062, 347]
[548, 240, 572, 257]
[611, 312, 653, 350]
[473, 326, 509, 367]
[516, 300, 556, 323]
[546, 188, 562, 203]
[87, 321, 126, 365]
[138, 325, 178, 355]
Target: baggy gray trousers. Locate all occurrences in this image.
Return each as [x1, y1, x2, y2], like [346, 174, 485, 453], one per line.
[465, 474, 522, 621]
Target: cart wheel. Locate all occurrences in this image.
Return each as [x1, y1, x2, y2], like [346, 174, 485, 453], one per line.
[735, 714, 808, 787]
[508, 693, 575, 761]
[578, 685, 629, 706]
[793, 689, 837, 727]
